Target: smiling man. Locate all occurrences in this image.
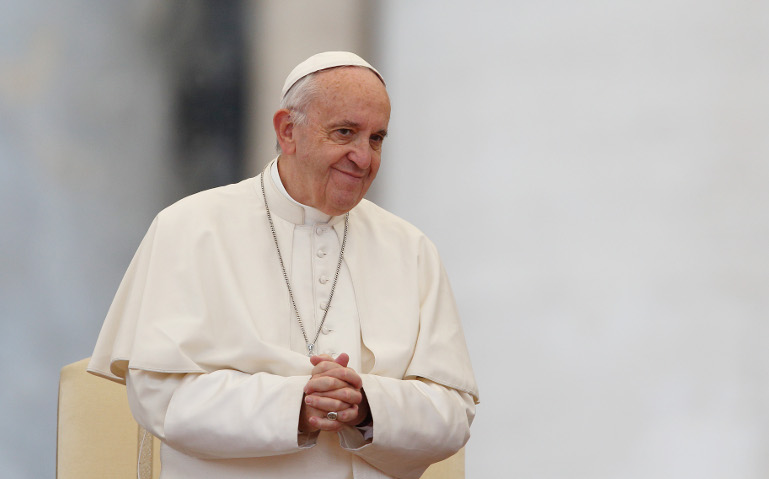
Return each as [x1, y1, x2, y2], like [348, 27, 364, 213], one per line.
[88, 52, 478, 479]
[274, 64, 389, 215]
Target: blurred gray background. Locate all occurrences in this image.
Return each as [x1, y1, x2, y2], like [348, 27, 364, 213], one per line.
[2, 1, 768, 477]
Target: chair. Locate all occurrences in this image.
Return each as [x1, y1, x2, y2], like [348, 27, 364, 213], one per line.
[57, 358, 463, 478]
[423, 447, 465, 478]
[57, 358, 159, 479]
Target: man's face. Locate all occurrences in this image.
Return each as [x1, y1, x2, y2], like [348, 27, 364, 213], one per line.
[281, 67, 391, 215]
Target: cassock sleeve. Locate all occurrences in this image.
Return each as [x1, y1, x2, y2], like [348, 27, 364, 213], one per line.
[126, 369, 317, 459]
[338, 377, 475, 479]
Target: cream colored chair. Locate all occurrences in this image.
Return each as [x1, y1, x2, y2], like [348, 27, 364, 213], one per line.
[57, 358, 463, 478]
[423, 447, 465, 478]
[57, 358, 160, 479]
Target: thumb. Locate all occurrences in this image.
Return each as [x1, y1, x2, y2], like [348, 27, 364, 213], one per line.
[334, 353, 350, 367]
[310, 354, 334, 366]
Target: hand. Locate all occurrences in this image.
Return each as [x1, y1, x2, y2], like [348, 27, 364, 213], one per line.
[299, 353, 369, 432]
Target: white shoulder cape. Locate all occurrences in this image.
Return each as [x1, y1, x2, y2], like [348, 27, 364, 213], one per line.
[89, 169, 479, 404]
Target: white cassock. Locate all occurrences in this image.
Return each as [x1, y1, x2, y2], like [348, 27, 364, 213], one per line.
[89, 159, 479, 479]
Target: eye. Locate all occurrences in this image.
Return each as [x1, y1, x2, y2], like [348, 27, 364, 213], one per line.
[337, 128, 353, 136]
[369, 134, 385, 149]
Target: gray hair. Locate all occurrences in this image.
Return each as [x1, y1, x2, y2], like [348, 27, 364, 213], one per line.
[275, 73, 321, 153]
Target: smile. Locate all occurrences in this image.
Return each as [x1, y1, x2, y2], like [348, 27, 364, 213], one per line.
[333, 168, 365, 180]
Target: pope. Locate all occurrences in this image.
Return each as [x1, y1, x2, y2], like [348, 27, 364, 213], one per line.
[89, 51, 478, 479]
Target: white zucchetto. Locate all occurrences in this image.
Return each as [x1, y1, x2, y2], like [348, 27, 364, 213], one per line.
[281, 51, 385, 98]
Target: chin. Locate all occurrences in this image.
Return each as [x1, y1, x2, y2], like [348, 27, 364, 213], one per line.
[329, 203, 356, 215]
[327, 186, 367, 213]
[329, 196, 362, 215]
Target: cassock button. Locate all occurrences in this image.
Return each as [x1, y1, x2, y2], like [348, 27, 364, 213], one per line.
[319, 275, 329, 284]
[317, 250, 326, 258]
[316, 226, 327, 235]
[321, 326, 332, 335]
[320, 301, 328, 310]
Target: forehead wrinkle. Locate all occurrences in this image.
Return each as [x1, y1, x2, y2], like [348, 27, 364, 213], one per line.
[332, 120, 361, 129]
[315, 68, 390, 105]
[307, 68, 390, 136]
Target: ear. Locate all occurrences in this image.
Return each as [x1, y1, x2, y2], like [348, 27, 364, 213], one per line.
[273, 109, 296, 155]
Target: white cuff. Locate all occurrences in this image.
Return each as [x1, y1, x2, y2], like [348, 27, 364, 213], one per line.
[337, 425, 373, 451]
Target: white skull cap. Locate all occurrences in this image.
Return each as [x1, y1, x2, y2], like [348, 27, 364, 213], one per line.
[281, 51, 385, 99]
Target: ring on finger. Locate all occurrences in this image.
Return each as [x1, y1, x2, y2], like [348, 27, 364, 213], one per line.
[326, 411, 338, 421]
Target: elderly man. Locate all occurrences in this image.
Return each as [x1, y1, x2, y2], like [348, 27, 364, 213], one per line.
[89, 52, 478, 479]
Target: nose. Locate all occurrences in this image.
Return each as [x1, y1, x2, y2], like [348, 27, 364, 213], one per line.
[348, 137, 373, 169]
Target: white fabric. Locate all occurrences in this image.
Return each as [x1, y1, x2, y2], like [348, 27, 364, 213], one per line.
[127, 369, 357, 479]
[126, 370, 473, 479]
[270, 158, 375, 441]
[88, 160, 478, 478]
[281, 51, 385, 98]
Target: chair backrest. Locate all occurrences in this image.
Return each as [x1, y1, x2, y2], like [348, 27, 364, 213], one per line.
[420, 447, 465, 479]
[57, 358, 160, 479]
[57, 357, 463, 478]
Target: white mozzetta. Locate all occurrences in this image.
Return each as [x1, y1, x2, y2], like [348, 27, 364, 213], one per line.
[89, 161, 478, 478]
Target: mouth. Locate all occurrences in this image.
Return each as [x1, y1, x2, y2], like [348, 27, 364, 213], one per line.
[333, 168, 365, 180]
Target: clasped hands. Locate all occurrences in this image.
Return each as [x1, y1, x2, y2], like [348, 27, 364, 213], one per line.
[299, 352, 369, 433]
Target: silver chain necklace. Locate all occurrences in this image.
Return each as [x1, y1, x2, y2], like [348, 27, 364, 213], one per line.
[261, 173, 348, 357]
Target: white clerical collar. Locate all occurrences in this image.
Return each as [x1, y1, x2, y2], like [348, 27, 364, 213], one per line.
[271, 159, 331, 225]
